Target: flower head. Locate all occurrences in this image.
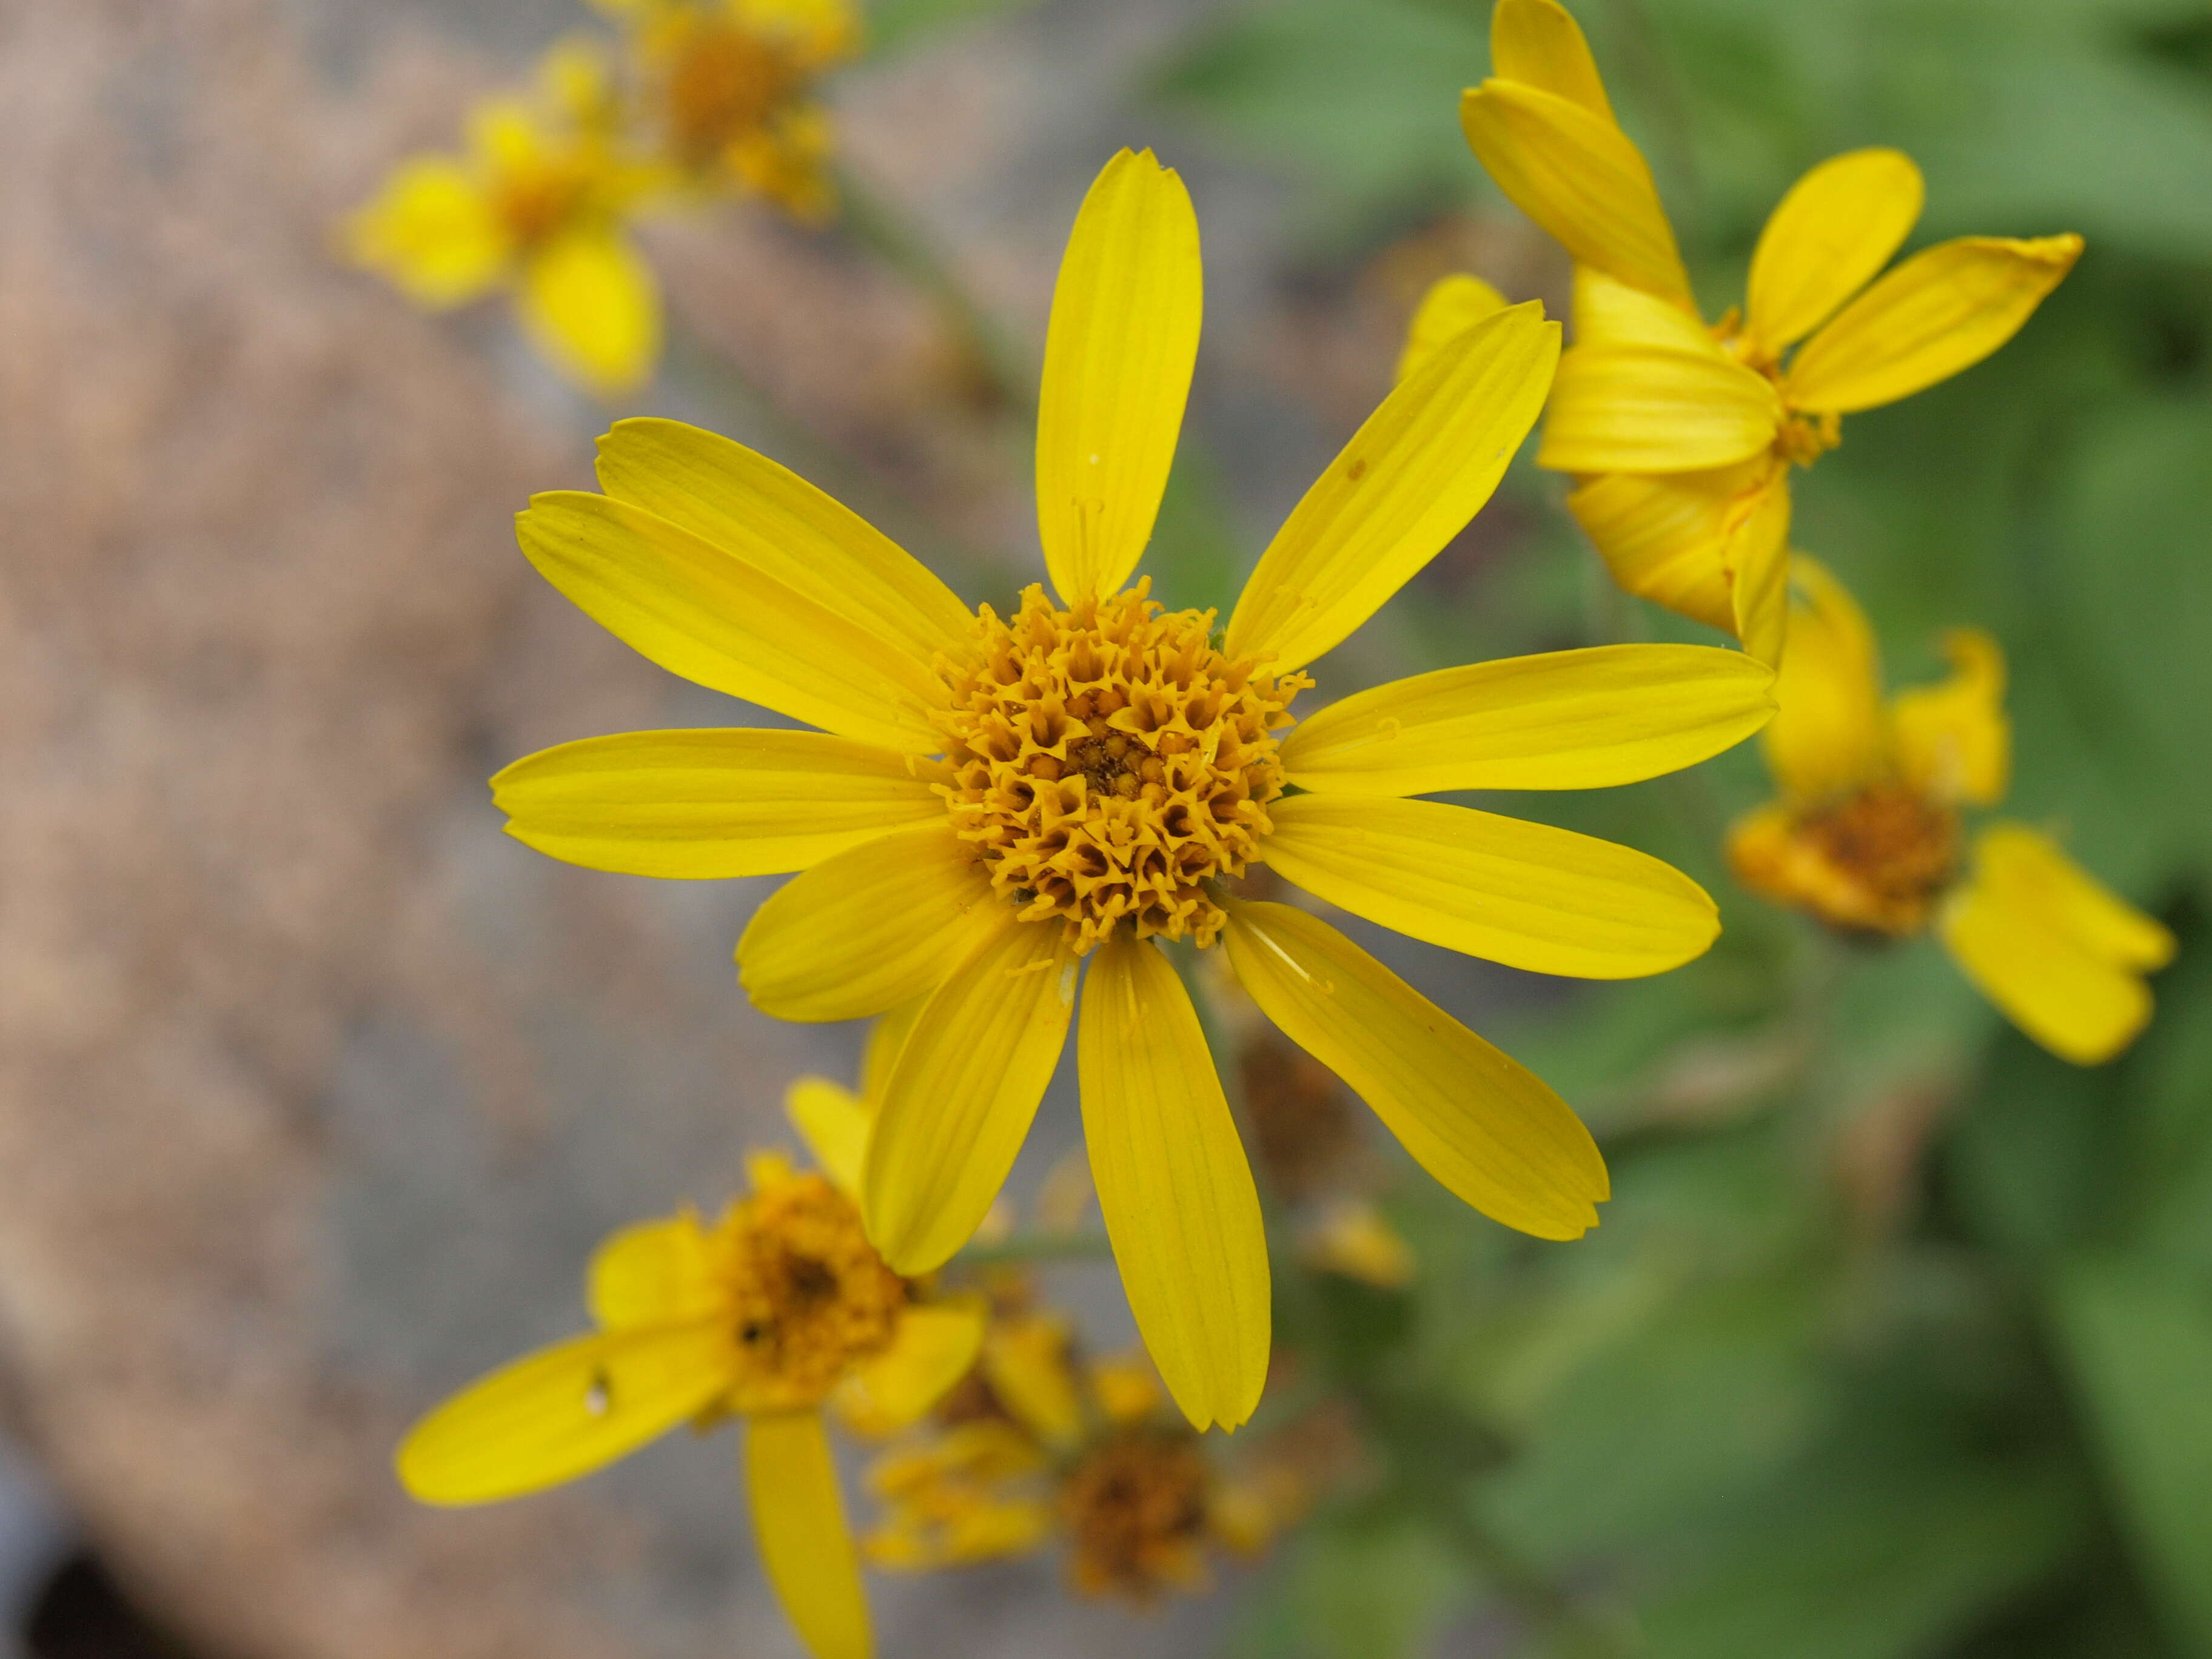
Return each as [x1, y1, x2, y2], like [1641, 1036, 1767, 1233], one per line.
[492, 148, 1782, 1432]
[1458, 0, 2081, 662]
[395, 1076, 982, 1659]
[344, 42, 663, 395]
[1729, 557, 2173, 1063]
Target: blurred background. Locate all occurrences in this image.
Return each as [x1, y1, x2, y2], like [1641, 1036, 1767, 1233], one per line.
[3, 0, 2210, 1654]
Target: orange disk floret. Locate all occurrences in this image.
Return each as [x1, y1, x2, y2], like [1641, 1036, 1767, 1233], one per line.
[1729, 780, 1961, 939]
[934, 580, 1306, 953]
[718, 1172, 906, 1411]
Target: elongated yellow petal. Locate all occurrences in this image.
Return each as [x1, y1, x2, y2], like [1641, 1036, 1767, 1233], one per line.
[981, 1317, 1085, 1449]
[1490, 0, 1615, 120]
[1396, 274, 1509, 384]
[1281, 643, 1773, 796]
[1891, 629, 2010, 806]
[746, 1411, 872, 1659]
[1725, 472, 1794, 666]
[862, 997, 928, 1104]
[1744, 149, 1923, 358]
[1785, 234, 2083, 414]
[1763, 554, 1888, 803]
[1227, 302, 1559, 672]
[833, 1301, 988, 1436]
[595, 419, 977, 660]
[1221, 899, 1606, 1238]
[397, 1325, 732, 1504]
[1459, 81, 1689, 307]
[588, 1213, 721, 1330]
[1264, 794, 1717, 978]
[516, 493, 948, 753]
[737, 825, 1007, 1022]
[863, 922, 1078, 1273]
[492, 728, 942, 878]
[787, 1077, 871, 1196]
[1078, 934, 1269, 1432]
[1035, 149, 1202, 603]
[1539, 276, 1782, 474]
[518, 231, 662, 397]
[1566, 467, 1743, 634]
[1941, 826, 2172, 1065]
[344, 157, 512, 306]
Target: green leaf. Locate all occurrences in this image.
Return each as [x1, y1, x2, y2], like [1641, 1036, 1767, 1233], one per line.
[2049, 1255, 2212, 1657]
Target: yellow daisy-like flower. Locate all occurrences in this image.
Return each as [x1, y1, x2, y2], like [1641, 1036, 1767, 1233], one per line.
[1458, 0, 2082, 662]
[491, 148, 1781, 1431]
[345, 42, 663, 397]
[1729, 557, 2174, 1065]
[395, 1078, 983, 1659]
[864, 1312, 1303, 1599]
[598, 0, 859, 223]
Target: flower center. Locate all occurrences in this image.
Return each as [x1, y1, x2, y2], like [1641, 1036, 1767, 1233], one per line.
[1797, 781, 1961, 937]
[493, 157, 597, 252]
[719, 1173, 905, 1409]
[936, 581, 1305, 953]
[660, 20, 804, 167]
[1059, 1426, 1213, 1600]
[1715, 315, 1843, 468]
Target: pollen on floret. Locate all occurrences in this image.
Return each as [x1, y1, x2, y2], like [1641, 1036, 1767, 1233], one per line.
[1731, 780, 1962, 939]
[1059, 1425, 1215, 1601]
[933, 579, 1308, 953]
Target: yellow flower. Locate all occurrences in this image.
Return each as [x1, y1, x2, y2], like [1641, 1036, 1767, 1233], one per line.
[395, 1078, 983, 1659]
[1458, 0, 2082, 663]
[490, 148, 1781, 1431]
[600, 0, 859, 222]
[1729, 557, 2173, 1064]
[345, 44, 662, 396]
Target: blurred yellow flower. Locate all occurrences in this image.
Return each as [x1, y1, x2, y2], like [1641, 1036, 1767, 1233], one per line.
[395, 1078, 983, 1659]
[489, 147, 1783, 1432]
[345, 43, 662, 397]
[1458, 0, 2081, 663]
[1729, 557, 2173, 1064]
[600, 0, 860, 223]
[863, 1311, 1306, 1599]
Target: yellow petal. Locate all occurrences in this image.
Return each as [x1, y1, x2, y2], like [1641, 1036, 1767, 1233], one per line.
[862, 922, 1078, 1273]
[396, 1324, 732, 1505]
[786, 1076, 871, 1196]
[980, 1316, 1086, 1450]
[1891, 629, 2011, 806]
[1227, 302, 1560, 672]
[1221, 899, 1606, 1239]
[862, 997, 928, 1104]
[1538, 275, 1783, 474]
[1785, 234, 2083, 414]
[1078, 933, 1270, 1432]
[517, 231, 662, 398]
[1941, 825, 2172, 1065]
[344, 157, 511, 306]
[1035, 149, 1203, 603]
[1725, 472, 1794, 666]
[1459, 81, 1691, 307]
[491, 728, 942, 878]
[1395, 273, 1509, 384]
[745, 1411, 873, 1659]
[587, 1212, 722, 1330]
[515, 492, 948, 753]
[833, 1301, 988, 1436]
[1566, 467, 1744, 634]
[737, 825, 1007, 1022]
[1762, 554, 1888, 803]
[1280, 643, 1774, 796]
[1490, 0, 1615, 121]
[1744, 149, 1924, 358]
[595, 419, 977, 661]
[1264, 794, 1718, 979]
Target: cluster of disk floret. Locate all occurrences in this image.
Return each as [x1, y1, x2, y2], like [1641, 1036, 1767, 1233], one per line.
[1058, 1424, 1215, 1601]
[934, 580, 1306, 952]
[713, 1170, 907, 1412]
[1715, 312, 1842, 464]
[1737, 779, 1962, 939]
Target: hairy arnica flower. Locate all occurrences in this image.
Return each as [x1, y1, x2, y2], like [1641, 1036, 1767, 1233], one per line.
[346, 42, 662, 397]
[863, 1302, 1305, 1598]
[1731, 558, 2173, 1064]
[1459, 0, 2081, 662]
[396, 1077, 982, 1659]
[492, 149, 1780, 1430]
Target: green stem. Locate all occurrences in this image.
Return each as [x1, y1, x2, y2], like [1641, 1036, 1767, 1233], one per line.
[951, 1230, 1115, 1268]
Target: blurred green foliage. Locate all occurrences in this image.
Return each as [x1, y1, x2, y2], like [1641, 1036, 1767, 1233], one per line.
[1148, 1, 2212, 1654]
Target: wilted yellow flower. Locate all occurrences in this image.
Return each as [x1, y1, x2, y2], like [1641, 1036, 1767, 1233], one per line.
[1458, 0, 2081, 662]
[864, 1315, 1305, 1600]
[599, 0, 859, 222]
[395, 1078, 983, 1659]
[345, 42, 663, 396]
[1729, 558, 2172, 1064]
[489, 148, 1781, 1432]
